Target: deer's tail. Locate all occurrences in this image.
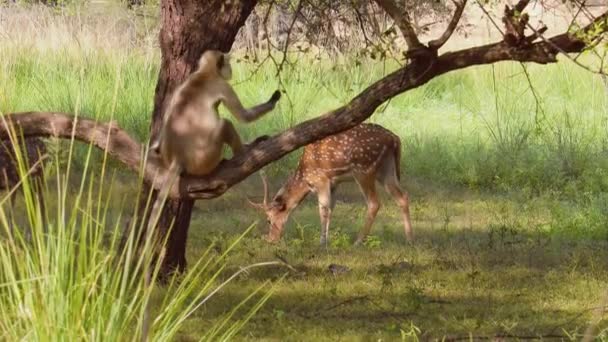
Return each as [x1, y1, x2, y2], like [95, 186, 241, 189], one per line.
[393, 136, 402, 182]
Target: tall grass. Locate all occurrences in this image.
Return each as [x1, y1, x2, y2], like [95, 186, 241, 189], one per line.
[3, 44, 607, 194]
[0, 89, 280, 342]
[1, 5, 607, 241]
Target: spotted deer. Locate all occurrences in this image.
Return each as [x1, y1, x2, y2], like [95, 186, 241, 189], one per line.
[249, 123, 413, 246]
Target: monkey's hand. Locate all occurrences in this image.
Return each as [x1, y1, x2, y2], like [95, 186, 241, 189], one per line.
[268, 90, 281, 104]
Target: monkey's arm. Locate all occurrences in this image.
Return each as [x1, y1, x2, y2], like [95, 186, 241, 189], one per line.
[222, 85, 281, 123]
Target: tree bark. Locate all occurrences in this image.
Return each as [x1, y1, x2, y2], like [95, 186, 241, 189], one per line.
[142, 0, 258, 276]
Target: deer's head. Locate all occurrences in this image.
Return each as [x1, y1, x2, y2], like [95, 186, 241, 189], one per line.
[248, 172, 310, 242]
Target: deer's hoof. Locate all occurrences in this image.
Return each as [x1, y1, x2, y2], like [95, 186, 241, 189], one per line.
[263, 234, 280, 244]
[405, 233, 415, 243]
[319, 237, 329, 247]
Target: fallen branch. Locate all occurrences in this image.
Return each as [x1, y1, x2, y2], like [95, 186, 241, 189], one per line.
[322, 295, 370, 312]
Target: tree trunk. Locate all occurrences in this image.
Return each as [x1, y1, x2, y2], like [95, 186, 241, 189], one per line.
[137, 0, 258, 276]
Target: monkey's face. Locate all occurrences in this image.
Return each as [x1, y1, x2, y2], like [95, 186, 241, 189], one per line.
[197, 50, 232, 79]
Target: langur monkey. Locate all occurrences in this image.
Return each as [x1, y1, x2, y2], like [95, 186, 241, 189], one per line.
[141, 50, 281, 342]
[148, 48, 281, 253]
[149, 49, 281, 216]
[152, 49, 281, 176]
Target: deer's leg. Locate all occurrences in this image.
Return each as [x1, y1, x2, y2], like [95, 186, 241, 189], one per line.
[317, 182, 333, 247]
[330, 186, 337, 210]
[354, 174, 380, 245]
[384, 181, 413, 242]
[378, 156, 414, 242]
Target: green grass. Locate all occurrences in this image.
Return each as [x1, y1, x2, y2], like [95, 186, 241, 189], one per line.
[2, 6, 608, 340]
[180, 183, 608, 340]
[2, 47, 607, 195]
[0, 129, 279, 340]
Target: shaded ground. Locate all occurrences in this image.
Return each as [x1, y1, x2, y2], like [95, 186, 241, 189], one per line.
[168, 179, 608, 341]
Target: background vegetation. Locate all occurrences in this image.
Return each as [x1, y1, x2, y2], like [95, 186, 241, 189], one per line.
[1, 4, 607, 340]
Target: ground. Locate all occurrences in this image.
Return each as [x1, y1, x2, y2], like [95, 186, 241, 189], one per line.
[168, 179, 608, 340]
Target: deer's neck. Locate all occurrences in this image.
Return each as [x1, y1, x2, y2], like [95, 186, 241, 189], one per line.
[280, 170, 311, 212]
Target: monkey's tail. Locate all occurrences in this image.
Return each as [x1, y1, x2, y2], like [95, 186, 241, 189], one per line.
[146, 161, 180, 238]
[142, 162, 180, 342]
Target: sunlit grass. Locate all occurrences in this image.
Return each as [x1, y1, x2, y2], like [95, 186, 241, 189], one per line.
[1, 5, 608, 340]
[0, 86, 280, 342]
[180, 186, 608, 340]
[2, 46, 607, 193]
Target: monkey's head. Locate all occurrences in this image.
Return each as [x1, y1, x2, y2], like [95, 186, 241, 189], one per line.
[198, 50, 232, 80]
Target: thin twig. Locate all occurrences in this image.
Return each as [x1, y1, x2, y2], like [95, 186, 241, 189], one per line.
[322, 295, 370, 311]
[514, 0, 531, 13]
[475, 0, 505, 36]
[567, 0, 587, 31]
[428, 0, 468, 50]
[352, 5, 374, 49]
[276, 0, 303, 74]
[524, 21, 608, 76]
[519, 63, 546, 128]
[373, 0, 423, 51]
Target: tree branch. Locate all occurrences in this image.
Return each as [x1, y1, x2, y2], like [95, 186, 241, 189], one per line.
[428, 0, 468, 50]
[514, 0, 531, 14]
[502, 0, 534, 46]
[373, 0, 424, 52]
[0, 113, 166, 189]
[2, 10, 606, 200]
